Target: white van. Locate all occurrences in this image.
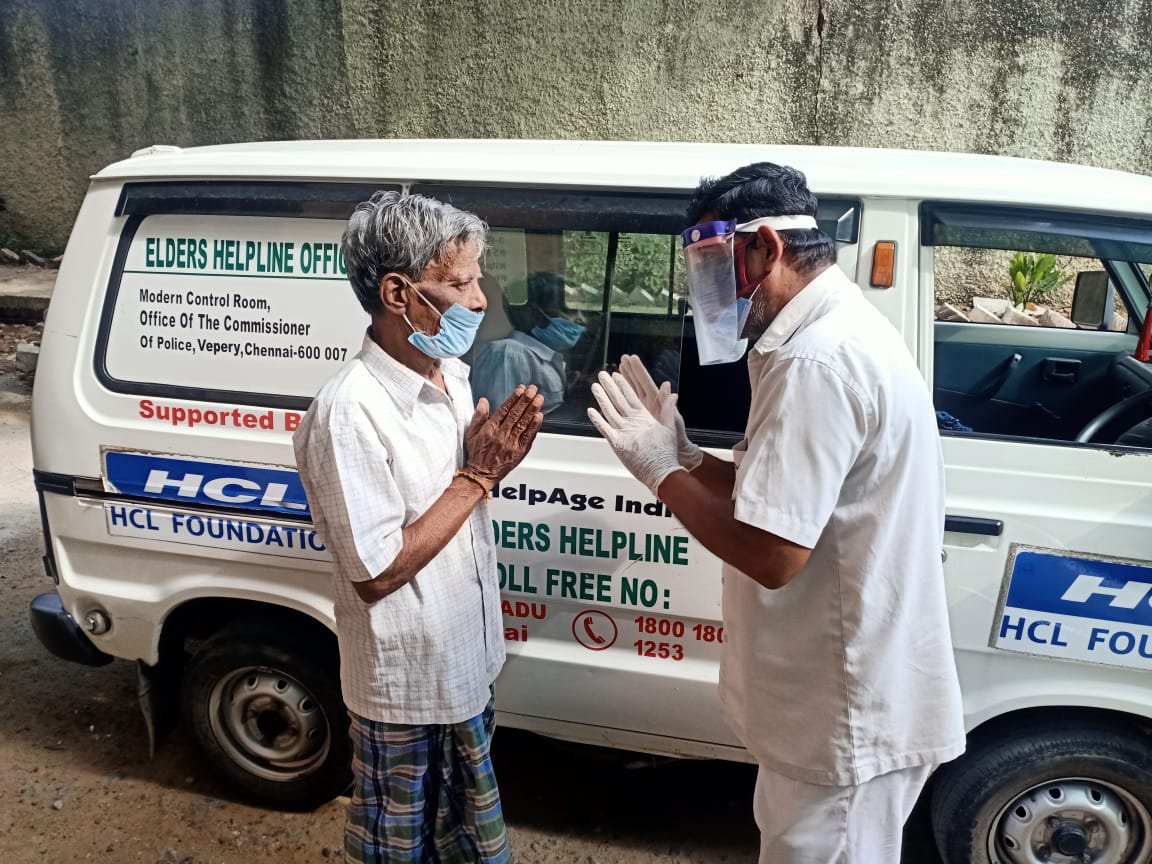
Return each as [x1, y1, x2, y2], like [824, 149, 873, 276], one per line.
[29, 140, 1152, 863]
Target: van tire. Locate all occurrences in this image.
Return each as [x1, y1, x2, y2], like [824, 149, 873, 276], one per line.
[931, 717, 1152, 864]
[181, 631, 351, 811]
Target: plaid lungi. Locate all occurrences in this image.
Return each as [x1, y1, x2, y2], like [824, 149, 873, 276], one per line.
[345, 694, 512, 864]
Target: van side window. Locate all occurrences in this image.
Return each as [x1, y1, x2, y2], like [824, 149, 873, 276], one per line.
[933, 246, 1130, 332]
[923, 204, 1152, 447]
[468, 228, 688, 430]
[417, 186, 861, 445]
[413, 185, 760, 441]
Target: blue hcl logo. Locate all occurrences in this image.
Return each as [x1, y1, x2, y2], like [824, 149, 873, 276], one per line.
[104, 451, 309, 517]
[1004, 550, 1152, 629]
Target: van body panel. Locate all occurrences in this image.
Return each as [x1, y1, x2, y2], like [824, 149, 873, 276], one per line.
[30, 142, 1152, 836]
[41, 492, 334, 664]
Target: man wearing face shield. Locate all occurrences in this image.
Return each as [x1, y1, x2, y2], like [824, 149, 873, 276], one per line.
[293, 191, 543, 864]
[588, 164, 965, 862]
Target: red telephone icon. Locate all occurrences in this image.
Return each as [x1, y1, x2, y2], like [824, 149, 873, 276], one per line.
[584, 617, 607, 645]
[573, 611, 616, 650]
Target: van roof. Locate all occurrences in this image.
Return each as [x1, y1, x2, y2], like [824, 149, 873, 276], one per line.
[95, 140, 1152, 218]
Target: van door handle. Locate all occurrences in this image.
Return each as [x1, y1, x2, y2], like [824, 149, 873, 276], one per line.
[1042, 357, 1081, 385]
[944, 516, 1003, 536]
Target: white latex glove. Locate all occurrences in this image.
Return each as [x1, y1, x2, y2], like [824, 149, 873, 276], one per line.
[618, 354, 704, 471]
[588, 371, 684, 495]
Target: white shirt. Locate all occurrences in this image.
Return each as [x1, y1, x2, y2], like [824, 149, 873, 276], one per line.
[293, 331, 505, 725]
[720, 266, 966, 786]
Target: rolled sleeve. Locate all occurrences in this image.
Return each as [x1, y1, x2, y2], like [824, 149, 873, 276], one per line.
[735, 357, 870, 549]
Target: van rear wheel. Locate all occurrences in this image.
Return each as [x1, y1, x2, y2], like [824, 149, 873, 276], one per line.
[181, 631, 351, 810]
[931, 717, 1152, 864]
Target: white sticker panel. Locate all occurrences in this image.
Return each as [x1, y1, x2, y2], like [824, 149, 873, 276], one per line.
[105, 501, 329, 561]
[105, 215, 367, 398]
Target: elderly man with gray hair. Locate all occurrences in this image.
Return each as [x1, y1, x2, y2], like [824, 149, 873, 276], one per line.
[293, 191, 543, 864]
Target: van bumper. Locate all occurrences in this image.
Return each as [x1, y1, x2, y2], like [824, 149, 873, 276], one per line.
[29, 593, 114, 667]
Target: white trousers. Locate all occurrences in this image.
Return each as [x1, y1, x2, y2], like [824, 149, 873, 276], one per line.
[752, 762, 934, 864]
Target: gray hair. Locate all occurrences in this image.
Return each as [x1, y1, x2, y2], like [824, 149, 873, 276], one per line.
[342, 191, 488, 313]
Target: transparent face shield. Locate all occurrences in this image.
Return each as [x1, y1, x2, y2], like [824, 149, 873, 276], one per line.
[680, 215, 820, 365]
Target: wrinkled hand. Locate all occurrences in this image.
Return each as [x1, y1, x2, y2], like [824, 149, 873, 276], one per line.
[587, 372, 683, 495]
[464, 385, 545, 488]
[618, 354, 703, 471]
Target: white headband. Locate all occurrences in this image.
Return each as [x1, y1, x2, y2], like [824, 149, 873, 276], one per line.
[735, 215, 819, 232]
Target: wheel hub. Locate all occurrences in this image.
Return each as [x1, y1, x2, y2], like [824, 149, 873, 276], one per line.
[993, 779, 1142, 864]
[208, 666, 330, 783]
[1051, 823, 1089, 857]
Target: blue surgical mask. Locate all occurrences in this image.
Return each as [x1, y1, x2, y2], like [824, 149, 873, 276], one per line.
[531, 317, 586, 352]
[404, 286, 485, 359]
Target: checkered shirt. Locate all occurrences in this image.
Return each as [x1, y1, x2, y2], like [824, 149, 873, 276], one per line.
[293, 331, 505, 724]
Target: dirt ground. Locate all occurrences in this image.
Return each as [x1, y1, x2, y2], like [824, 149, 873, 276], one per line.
[0, 322, 940, 864]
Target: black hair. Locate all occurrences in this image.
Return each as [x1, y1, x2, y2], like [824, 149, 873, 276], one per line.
[686, 162, 837, 274]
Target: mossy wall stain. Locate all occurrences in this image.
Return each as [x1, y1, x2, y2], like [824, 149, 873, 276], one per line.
[0, 0, 1149, 249]
[817, 0, 1152, 171]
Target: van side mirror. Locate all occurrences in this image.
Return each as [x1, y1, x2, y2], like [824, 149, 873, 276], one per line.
[1070, 271, 1114, 330]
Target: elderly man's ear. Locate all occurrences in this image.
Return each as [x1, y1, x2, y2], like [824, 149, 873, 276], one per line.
[379, 274, 411, 313]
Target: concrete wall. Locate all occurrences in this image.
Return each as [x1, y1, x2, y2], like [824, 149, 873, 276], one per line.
[2, 0, 1151, 250]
